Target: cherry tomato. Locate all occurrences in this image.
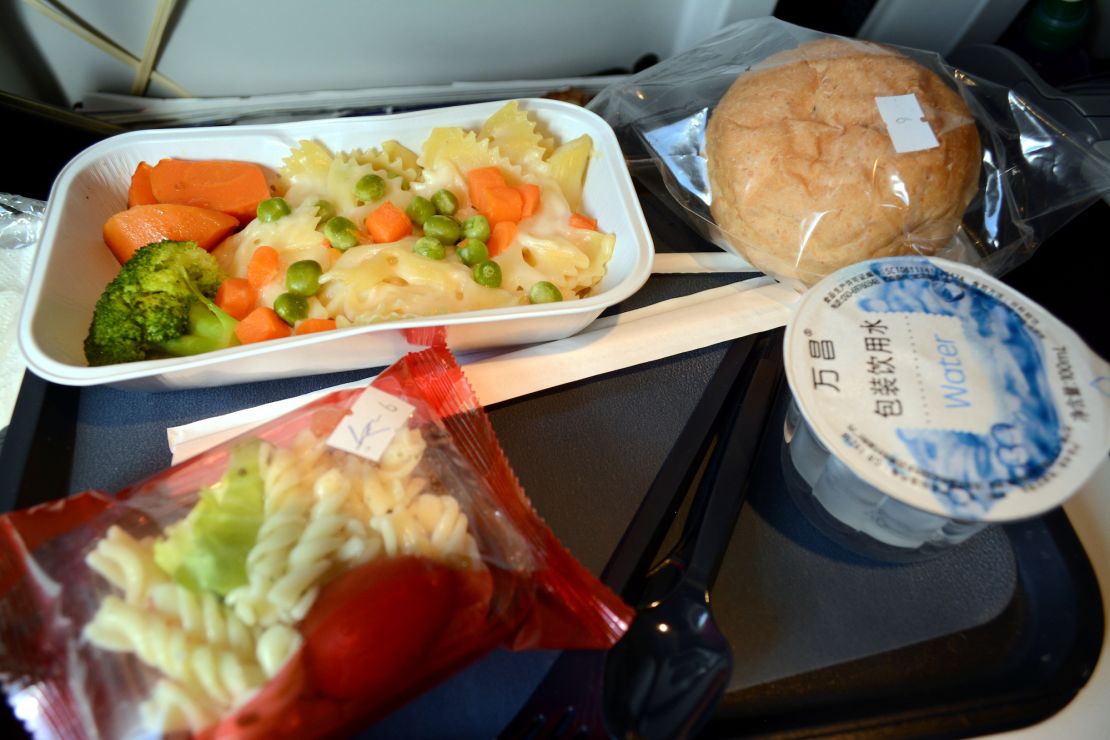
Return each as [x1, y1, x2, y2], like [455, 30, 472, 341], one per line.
[210, 558, 498, 739]
[301, 556, 459, 699]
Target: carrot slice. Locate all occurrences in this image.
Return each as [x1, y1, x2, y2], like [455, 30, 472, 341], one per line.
[247, 246, 280, 290]
[102, 203, 239, 264]
[569, 212, 598, 230]
[215, 277, 257, 321]
[148, 158, 271, 224]
[127, 162, 158, 207]
[488, 221, 517, 257]
[295, 318, 338, 335]
[517, 183, 541, 219]
[235, 307, 291, 344]
[481, 186, 523, 226]
[466, 166, 507, 212]
[365, 201, 413, 243]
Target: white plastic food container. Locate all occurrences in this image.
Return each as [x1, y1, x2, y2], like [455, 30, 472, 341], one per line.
[19, 98, 654, 390]
[782, 257, 1110, 561]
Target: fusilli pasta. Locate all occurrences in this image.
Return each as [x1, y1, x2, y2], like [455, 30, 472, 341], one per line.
[85, 526, 168, 605]
[84, 596, 265, 707]
[140, 678, 222, 736]
[147, 582, 255, 658]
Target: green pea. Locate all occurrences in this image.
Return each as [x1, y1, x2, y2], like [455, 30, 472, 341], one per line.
[354, 173, 386, 202]
[285, 260, 322, 296]
[413, 236, 446, 260]
[273, 293, 309, 324]
[423, 214, 461, 245]
[456, 238, 488, 267]
[323, 216, 359, 250]
[406, 196, 435, 226]
[257, 197, 291, 223]
[528, 281, 563, 304]
[313, 199, 336, 225]
[462, 214, 491, 242]
[431, 189, 458, 216]
[472, 260, 502, 288]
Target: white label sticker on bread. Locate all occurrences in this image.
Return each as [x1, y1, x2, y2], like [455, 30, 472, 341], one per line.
[875, 94, 940, 153]
[327, 386, 415, 462]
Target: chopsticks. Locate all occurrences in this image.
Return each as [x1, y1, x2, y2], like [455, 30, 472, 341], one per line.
[22, 0, 191, 97]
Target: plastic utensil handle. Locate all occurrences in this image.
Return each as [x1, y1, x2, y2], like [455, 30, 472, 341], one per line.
[601, 334, 761, 599]
[677, 332, 782, 590]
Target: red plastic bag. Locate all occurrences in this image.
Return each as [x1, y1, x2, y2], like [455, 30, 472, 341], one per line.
[0, 347, 632, 739]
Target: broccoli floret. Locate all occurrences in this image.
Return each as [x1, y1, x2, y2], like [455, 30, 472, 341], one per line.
[83, 240, 239, 366]
[155, 285, 239, 357]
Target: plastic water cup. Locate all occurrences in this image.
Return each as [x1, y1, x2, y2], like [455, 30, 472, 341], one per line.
[781, 257, 1110, 561]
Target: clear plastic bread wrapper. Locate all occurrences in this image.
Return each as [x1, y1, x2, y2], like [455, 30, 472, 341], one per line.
[588, 16, 1110, 290]
[0, 193, 45, 251]
[0, 346, 633, 739]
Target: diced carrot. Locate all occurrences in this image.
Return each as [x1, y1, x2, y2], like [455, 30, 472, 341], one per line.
[235, 307, 291, 344]
[148, 158, 271, 224]
[102, 203, 240, 264]
[466, 166, 507, 212]
[295, 318, 338, 335]
[481, 185, 523, 226]
[215, 277, 257, 321]
[247, 245, 280, 290]
[517, 183, 541, 219]
[467, 167, 507, 189]
[569, 212, 598, 230]
[365, 201, 412, 243]
[127, 162, 158, 207]
[488, 221, 517, 257]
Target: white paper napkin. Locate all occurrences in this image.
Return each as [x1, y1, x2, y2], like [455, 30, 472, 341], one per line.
[0, 248, 34, 428]
[0, 194, 45, 429]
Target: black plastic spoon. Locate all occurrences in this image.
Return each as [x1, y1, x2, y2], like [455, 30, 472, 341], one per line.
[602, 333, 782, 740]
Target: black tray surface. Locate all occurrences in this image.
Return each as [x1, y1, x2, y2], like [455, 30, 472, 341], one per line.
[0, 116, 1105, 739]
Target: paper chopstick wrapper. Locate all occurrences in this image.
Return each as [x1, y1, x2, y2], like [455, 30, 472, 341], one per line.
[168, 275, 798, 463]
[650, 251, 753, 273]
[94, 248, 748, 449]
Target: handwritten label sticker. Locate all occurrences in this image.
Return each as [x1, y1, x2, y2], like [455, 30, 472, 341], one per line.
[875, 94, 939, 153]
[327, 386, 415, 462]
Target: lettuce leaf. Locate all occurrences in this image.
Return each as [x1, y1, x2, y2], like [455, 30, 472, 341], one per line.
[154, 440, 264, 596]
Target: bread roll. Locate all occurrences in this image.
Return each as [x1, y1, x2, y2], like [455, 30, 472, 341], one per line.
[705, 39, 981, 286]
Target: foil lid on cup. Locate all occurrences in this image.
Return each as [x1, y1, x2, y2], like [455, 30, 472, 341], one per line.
[784, 257, 1110, 522]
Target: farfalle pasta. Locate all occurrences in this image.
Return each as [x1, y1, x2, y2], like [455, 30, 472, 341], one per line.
[212, 100, 615, 328]
[0, 347, 632, 739]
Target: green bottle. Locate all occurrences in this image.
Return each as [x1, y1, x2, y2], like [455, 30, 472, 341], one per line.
[1025, 0, 1092, 53]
